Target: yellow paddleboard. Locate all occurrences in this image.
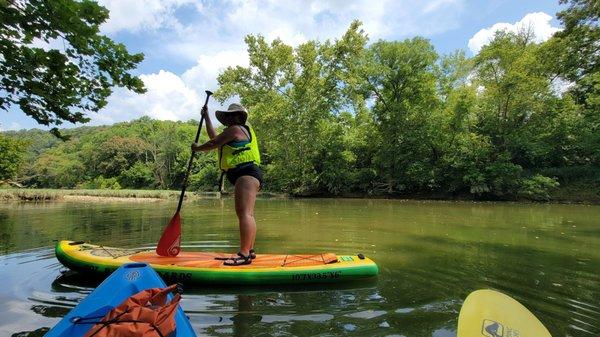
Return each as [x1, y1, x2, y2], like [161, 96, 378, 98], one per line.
[457, 289, 552, 337]
[55, 240, 379, 285]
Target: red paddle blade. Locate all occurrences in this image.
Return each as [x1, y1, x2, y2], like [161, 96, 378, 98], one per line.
[156, 212, 181, 257]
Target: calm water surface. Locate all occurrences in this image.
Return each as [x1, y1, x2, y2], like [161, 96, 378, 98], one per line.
[0, 198, 598, 337]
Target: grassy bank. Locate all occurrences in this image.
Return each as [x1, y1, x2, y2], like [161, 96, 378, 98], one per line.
[0, 188, 288, 202]
[0, 188, 220, 202]
[0, 186, 596, 203]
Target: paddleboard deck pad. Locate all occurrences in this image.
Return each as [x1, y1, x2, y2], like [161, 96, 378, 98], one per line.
[56, 240, 379, 285]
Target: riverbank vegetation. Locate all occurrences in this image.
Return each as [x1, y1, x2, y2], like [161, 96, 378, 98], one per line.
[0, 188, 223, 202]
[1, 1, 598, 202]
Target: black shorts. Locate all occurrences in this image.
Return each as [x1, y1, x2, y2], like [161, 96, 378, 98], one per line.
[226, 162, 264, 188]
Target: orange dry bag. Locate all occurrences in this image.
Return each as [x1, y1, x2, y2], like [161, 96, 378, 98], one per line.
[80, 284, 182, 337]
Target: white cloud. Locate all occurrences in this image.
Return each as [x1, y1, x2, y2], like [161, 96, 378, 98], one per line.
[98, 0, 197, 33]
[266, 28, 307, 47]
[468, 12, 561, 54]
[95, 49, 249, 125]
[141, 71, 201, 120]
[94, 0, 466, 125]
[219, 0, 463, 43]
[0, 122, 22, 131]
[156, 0, 465, 62]
[96, 70, 201, 124]
[182, 50, 249, 92]
[423, 0, 459, 14]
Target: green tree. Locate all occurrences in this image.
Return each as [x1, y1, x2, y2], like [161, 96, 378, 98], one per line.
[91, 136, 151, 178]
[142, 120, 198, 189]
[548, 0, 600, 164]
[554, 0, 599, 93]
[436, 85, 490, 194]
[436, 50, 472, 101]
[31, 149, 84, 187]
[361, 38, 442, 193]
[119, 162, 154, 189]
[0, 0, 145, 137]
[0, 134, 27, 181]
[217, 21, 369, 194]
[471, 31, 567, 197]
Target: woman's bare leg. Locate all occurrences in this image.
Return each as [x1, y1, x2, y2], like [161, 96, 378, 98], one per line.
[234, 175, 260, 256]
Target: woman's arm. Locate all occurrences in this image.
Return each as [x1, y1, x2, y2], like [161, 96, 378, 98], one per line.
[192, 127, 237, 152]
[202, 106, 217, 139]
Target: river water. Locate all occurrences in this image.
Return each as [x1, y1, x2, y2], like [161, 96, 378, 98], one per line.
[0, 198, 598, 336]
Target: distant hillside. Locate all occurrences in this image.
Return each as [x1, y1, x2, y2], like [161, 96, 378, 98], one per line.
[4, 117, 221, 191]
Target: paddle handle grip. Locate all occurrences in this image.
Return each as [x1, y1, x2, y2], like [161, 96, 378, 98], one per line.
[192, 92, 212, 143]
[176, 91, 212, 213]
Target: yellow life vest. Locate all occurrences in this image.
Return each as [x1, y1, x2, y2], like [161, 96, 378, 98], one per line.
[218, 124, 261, 171]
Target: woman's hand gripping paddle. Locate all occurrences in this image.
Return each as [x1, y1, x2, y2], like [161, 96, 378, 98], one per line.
[156, 90, 213, 257]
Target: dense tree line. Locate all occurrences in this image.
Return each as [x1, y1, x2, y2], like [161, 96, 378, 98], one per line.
[1, 1, 598, 201]
[212, 9, 598, 200]
[2, 118, 220, 191]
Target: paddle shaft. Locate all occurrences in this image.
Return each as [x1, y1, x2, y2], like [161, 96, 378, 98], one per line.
[175, 91, 212, 213]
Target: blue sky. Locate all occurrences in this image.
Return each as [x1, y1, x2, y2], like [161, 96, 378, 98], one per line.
[1, 0, 564, 131]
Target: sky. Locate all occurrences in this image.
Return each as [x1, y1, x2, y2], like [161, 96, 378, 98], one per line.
[1, 0, 565, 131]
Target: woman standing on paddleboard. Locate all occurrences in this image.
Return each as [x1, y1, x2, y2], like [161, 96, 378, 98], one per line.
[191, 103, 263, 266]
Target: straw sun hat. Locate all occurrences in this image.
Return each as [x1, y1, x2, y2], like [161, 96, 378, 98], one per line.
[215, 103, 248, 125]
